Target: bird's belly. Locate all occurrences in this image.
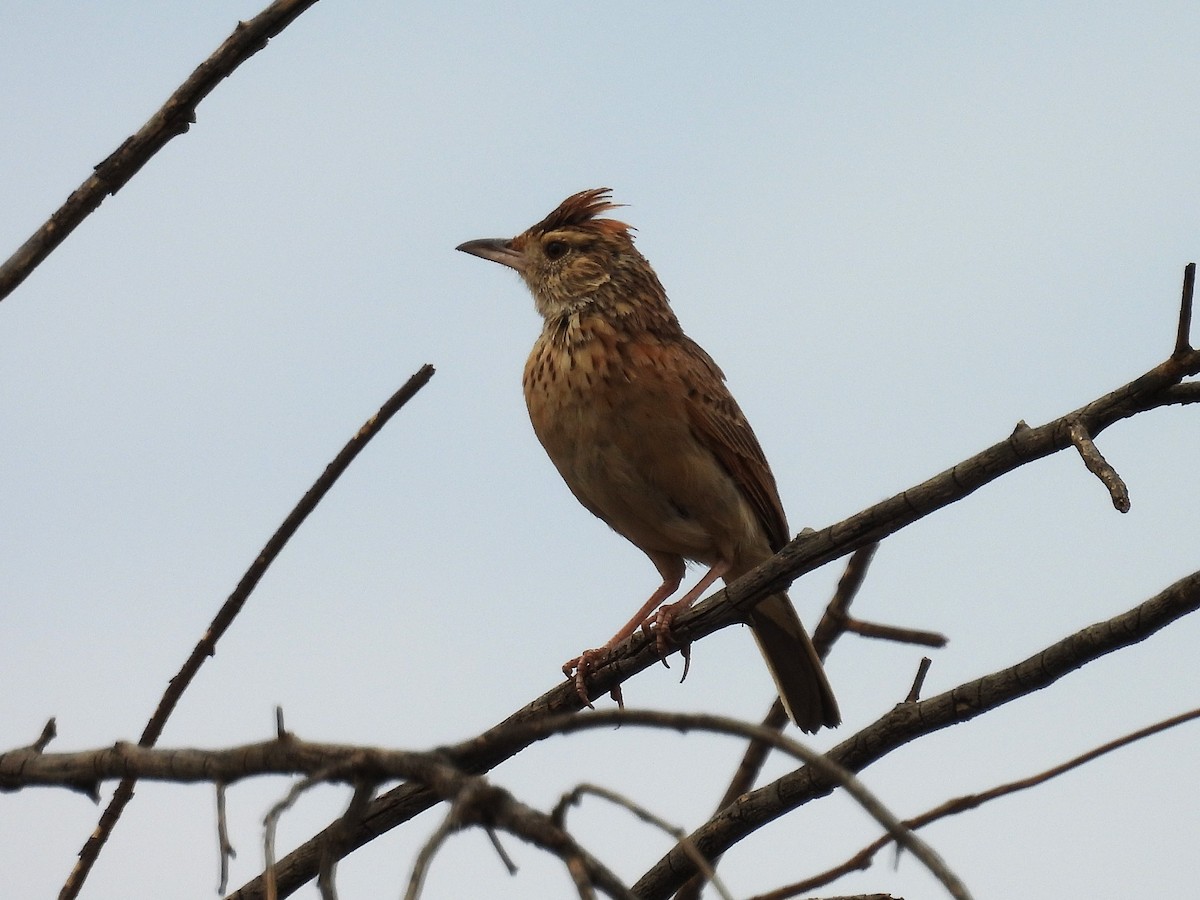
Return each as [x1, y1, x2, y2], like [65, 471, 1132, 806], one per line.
[524, 352, 759, 565]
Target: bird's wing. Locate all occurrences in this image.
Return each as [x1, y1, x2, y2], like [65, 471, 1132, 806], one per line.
[676, 336, 790, 552]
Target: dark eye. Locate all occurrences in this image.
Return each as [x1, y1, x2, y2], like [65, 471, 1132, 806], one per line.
[544, 240, 569, 261]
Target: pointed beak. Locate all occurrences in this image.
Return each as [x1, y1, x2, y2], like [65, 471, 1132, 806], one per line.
[456, 238, 526, 272]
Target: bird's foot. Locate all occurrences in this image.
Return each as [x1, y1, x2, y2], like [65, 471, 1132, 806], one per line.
[640, 604, 693, 681]
[562, 648, 611, 708]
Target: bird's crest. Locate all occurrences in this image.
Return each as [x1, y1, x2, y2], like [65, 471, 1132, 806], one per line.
[530, 188, 631, 238]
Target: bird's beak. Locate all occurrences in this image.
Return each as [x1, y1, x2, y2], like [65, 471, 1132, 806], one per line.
[456, 238, 526, 272]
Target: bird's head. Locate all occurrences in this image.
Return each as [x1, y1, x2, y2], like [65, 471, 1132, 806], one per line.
[457, 188, 666, 321]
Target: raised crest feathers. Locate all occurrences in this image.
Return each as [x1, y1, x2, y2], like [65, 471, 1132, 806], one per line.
[529, 187, 631, 237]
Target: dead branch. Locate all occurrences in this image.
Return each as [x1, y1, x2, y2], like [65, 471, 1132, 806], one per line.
[1067, 419, 1130, 512]
[904, 658, 933, 703]
[1, 713, 964, 900]
[1174, 262, 1195, 356]
[0, 0, 322, 304]
[216, 783, 236, 895]
[762, 706, 1200, 898]
[556, 785, 736, 900]
[60, 365, 433, 900]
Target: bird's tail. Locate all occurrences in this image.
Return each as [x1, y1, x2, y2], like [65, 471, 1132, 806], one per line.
[747, 593, 841, 733]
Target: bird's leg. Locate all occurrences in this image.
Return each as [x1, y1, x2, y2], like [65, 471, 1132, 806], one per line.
[563, 572, 682, 707]
[642, 560, 731, 661]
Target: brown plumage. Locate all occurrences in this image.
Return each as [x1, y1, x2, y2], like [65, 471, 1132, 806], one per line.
[457, 188, 840, 732]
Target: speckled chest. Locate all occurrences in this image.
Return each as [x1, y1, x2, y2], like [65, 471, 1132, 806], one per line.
[522, 310, 672, 426]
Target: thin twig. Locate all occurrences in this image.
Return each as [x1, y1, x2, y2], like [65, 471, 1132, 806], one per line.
[905, 658, 933, 703]
[317, 780, 375, 900]
[1068, 419, 1131, 512]
[31, 718, 58, 753]
[810, 544, 881, 657]
[60, 365, 434, 900]
[403, 802, 461, 900]
[265, 764, 354, 900]
[1174, 262, 1195, 357]
[0, 0, 322, 303]
[560, 784, 735, 900]
[484, 828, 519, 877]
[843, 620, 948, 647]
[765, 706, 1200, 898]
[538, 712, 972, 900]
[216, 782, 237, 895]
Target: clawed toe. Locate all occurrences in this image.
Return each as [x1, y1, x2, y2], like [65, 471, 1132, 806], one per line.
[639, 608, 692, 679]
[563, 648, 610, 708]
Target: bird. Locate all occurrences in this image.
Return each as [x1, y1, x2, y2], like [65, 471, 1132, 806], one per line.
[456, 188, 840, 732]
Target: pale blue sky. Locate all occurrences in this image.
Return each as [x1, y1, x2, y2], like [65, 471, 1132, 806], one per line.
[2, 3, 1198, 898]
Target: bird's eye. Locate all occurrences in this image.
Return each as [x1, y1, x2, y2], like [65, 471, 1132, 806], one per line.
[544, 240, 569, 261]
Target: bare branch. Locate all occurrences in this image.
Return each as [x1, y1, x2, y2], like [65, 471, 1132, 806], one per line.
[769, 706, 1200, 897]
[843, 620, 947, 647]
[31, 718, 58, 753]
[0, 0, 322, 303]
[810, 543, 881, 656]
[510, 712, 970, 900]
[317, 781, 374, 900]
[7, 557, 1197, 898]
[3, 714, 955, 898]
[60, 365, 434, 900]
[404, 775, 634, 900]
[905, 658, 933, 703]
[404, 801, 460, 900]
[1174, 262, 1195, 357]
[558, 784, 735, 900]
[216, 783, 237, 895]
[1158, 382, 1200, 406]
[1068, 419, 1130, 512]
